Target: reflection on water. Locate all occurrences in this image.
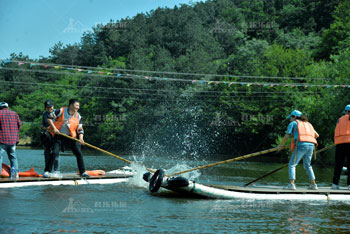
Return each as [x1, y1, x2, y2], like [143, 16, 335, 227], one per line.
[0, 149, 349, 233]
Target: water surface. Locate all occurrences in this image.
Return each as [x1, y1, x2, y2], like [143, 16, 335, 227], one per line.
[0, 149, 349, 233]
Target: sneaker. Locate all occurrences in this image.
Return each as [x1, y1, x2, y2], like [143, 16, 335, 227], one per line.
[332, 184, 340, 190]
[11, 173, 19, 179]
[284, 183, 296, 190]
[50, 171, 63, 179]
[308, 184, 318, 190]
[10, 169, 19, 179]
[81, 172, 90, 178]
[43, 171, 51, 178]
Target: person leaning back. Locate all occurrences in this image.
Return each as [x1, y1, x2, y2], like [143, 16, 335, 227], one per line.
[277, 110, 319, 190]
[48, 99, 90, 178]
[332, 104, 350, 190]
[0, 102, 21, 179]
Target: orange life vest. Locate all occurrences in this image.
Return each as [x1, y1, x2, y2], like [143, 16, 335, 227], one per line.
[334, 115, 350, 145]
[80, 170, 106, 176]
[290, 120, 318, 151]
[50, 107, 80, 138]
[1, 164, 41, 177]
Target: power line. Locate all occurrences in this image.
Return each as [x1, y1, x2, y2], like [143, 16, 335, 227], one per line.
[0, 80, 318, 99]
[1, 67, 345, 89]
[0, 59, 337, 81]
[75, 94, 289, 104]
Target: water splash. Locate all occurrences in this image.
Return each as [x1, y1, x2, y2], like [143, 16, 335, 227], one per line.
[131, 105, 214, 163]
[128, 105, 215, 184]
[126, 162, 201, 189]
[127, 162, 149, 188]
[165, 163, 201, 181]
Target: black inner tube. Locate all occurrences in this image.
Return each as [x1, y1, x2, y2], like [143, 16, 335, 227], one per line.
[143, 172, 151, 182]
[167, 177, 189, 188]
[149, 169, 165, 193]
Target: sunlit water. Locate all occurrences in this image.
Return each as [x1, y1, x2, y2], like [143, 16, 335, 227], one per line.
[1, 149, 349, 233]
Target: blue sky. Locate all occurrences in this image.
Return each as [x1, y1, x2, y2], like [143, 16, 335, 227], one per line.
[0, 0, 200, 60]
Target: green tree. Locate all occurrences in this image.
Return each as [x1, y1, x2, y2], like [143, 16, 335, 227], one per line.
[317, 0, 350, 59]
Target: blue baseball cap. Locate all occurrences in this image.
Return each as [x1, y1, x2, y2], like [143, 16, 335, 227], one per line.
[286, 110, 302, 119]
[343, 104, 350, 114]
[44, 100, 53, 108]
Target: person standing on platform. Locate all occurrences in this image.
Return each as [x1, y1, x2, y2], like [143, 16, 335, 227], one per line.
[332, 105, 350, 190]
[0, 102, 21, 179]
[48, 99, 90, 178]
[277, 110, 319, 190]
[40, 100, 58, 178]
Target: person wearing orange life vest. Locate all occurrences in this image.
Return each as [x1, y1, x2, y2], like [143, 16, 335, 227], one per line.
[48, 99, 89, 178]
[332, 105, 350, 190]
[277, 110, 319, 190]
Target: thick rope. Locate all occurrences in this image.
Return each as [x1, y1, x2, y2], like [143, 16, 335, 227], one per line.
[58, 133, 156, 172]
[243, 144, 336, 187]
[168, 146, 290, 177]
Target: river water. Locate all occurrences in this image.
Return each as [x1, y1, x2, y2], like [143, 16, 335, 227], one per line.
[1, 149, 349, 233]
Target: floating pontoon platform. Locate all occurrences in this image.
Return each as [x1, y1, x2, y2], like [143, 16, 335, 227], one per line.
[0, 169, 134, 188]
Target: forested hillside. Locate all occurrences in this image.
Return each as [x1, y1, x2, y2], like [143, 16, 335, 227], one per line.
[1, 0, 350, 158]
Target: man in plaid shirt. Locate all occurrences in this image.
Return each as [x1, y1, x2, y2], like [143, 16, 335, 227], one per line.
[0, 102, 21, 178]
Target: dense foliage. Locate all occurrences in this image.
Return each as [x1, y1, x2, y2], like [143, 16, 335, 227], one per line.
[1, 0, 349, 160]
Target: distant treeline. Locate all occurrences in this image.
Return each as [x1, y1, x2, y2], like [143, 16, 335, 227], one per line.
[1, 0, 350, 158]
